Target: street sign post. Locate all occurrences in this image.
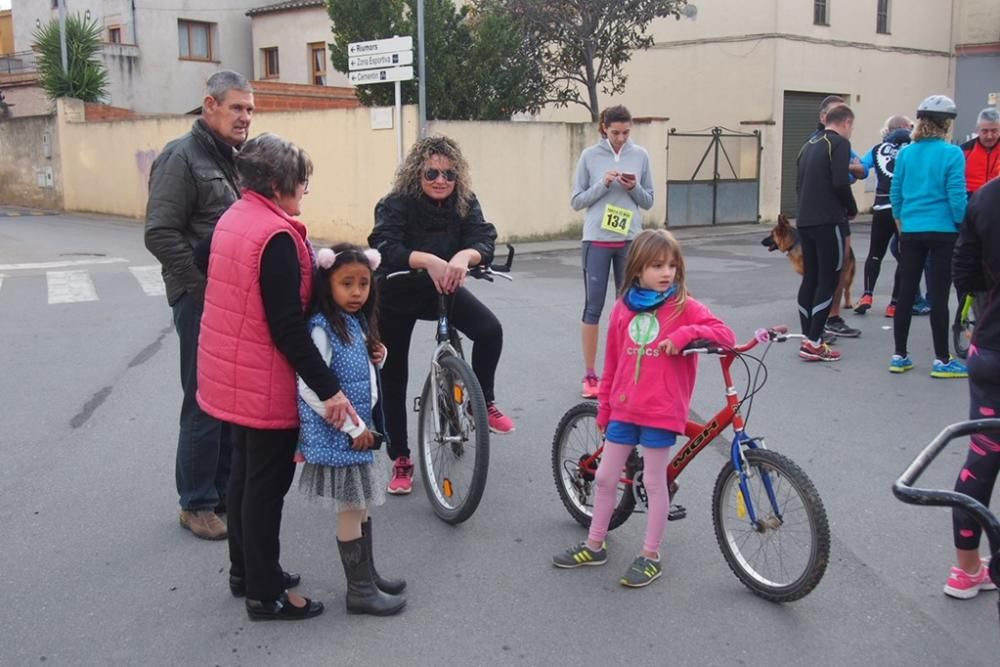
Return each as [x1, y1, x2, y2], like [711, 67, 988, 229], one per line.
[348, 36, 414, 164]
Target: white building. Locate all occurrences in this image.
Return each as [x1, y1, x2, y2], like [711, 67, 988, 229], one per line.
[11, 0, 259, 114]
[247, 0, 349, 87]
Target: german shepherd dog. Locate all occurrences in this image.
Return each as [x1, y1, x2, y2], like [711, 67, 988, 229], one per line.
[761, 214, 856, 308]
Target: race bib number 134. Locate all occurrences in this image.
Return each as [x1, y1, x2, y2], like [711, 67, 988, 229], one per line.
[601, 204, 633, 235]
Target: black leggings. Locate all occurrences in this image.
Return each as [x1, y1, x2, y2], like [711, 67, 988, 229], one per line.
[893, 232, 956, 361]
[797, 224, 844, 342]
[953, 346, 1000, 551]
[864, 208, 896, 295]
[379, 285, 503, 461]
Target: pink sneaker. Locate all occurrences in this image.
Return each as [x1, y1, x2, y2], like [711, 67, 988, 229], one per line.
[487, 402, 515, 434]
[581, 375, 599, 399]
[943, 559, 997, 599]
[387, 456, 414, 495]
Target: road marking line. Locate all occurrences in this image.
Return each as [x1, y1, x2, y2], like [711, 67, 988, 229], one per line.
[0, 257, 128, 271]
[129, 265, 165, 296]
[47, 270, 98, 304]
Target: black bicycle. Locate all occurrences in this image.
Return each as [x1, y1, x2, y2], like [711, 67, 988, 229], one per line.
[386, 245, 514, 524]
[893, 419, 1000, 627]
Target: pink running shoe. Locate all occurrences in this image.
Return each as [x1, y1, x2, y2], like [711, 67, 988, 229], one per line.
[581, 375, 599, 399]
[387, 456, 414, 495]
[943, 559, 997, 599]
[487, 402, 515, 434]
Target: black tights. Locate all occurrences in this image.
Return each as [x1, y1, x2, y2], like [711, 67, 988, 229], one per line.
[379, 285, 502, 461]
[863, 208, 896, 295]
[953, 347, 1000, 551]
[797, 224, 843, 342]
[892, 233, 956, 361]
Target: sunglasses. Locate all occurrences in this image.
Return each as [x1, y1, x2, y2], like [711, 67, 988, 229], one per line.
[423, 168, 457, 183]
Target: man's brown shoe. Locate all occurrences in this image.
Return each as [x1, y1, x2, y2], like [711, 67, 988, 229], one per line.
[179, 510, 227, 540]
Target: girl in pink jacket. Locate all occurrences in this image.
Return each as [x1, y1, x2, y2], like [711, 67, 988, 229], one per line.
[553, 229, 734, 587]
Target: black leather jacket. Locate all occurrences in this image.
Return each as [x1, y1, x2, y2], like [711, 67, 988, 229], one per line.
[144, 119, 239, 305]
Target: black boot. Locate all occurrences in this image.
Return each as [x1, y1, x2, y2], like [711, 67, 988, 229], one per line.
[362, 518, 407, 595]
[337, 536, 406, 616]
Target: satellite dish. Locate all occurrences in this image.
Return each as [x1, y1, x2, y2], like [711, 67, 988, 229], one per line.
[682, 4, 698, 19]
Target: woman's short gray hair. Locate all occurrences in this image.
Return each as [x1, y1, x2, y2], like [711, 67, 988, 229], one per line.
[235, 133, 313, 199]
[978, 108, 1000, 125]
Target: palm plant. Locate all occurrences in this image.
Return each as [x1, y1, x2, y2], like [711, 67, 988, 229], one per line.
[32, 14, 108, 103]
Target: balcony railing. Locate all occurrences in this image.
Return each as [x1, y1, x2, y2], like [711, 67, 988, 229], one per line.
[0, 50, 38, 75]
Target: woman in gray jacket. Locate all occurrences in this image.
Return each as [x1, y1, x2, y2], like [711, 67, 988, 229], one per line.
[571, 105, 655, 398]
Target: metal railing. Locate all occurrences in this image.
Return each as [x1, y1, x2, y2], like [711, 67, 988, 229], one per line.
[0, 50, 39, 75]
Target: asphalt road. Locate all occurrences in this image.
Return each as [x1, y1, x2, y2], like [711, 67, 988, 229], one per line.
[0, 212, 995, 666]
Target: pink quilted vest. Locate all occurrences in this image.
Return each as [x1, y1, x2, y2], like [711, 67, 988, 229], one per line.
[197, 190, 314, 429]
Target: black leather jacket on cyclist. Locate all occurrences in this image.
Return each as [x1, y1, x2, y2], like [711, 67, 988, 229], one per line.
[368, 191, 502, 464]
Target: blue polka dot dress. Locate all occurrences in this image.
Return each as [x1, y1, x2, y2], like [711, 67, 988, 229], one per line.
[297, 313, 388, 511]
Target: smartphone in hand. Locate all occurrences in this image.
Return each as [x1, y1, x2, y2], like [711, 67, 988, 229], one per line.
[621, 172, 636, 181]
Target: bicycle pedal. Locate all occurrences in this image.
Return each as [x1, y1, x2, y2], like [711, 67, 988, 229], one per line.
[668, 504, 687, 521]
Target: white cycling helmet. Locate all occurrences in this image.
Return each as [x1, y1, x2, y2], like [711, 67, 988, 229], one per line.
[916, 95, 957, 120]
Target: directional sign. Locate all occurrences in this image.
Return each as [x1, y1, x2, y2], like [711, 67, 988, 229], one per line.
[349, 66, 414, 85]
[347, 36, 413, 58]
[349, 50, 414, 71]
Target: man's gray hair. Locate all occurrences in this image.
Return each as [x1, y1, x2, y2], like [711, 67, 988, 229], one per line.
[977, 107, 1000, 125]
[205, 70, 252, 103]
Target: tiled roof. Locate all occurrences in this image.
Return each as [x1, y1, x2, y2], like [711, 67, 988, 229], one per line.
[247, 0, 325, 17]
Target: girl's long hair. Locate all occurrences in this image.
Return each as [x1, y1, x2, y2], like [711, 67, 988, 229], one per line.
[620, 229, 688, 320]
[312, 243, 381, 356]
[912, 116, 951, 142]
[390, 135, 473, 217]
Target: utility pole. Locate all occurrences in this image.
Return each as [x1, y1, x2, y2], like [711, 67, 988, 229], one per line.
[58, 0, 68, 75]
[417, 0, 427, 137]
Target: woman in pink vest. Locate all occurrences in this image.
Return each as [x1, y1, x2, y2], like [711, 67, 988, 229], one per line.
[198, 133, 356, 622]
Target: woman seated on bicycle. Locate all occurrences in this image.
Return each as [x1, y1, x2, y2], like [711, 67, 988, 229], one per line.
[368, 135, 514, 496]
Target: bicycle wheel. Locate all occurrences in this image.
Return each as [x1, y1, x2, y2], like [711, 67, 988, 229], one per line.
[711, 448, 829, 602]
[952, 300, 976, 360]
[551, 402, 636, 530]
[416, 354, 489, 524]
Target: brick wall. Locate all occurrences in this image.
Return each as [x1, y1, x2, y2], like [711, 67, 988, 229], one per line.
[83, 103, 138, 122]
[251, 80, 360, 112]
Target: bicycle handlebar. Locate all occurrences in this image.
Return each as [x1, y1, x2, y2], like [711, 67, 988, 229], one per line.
[385, 244, 515, 282]
[892, 419, 1000, 552]
[681, 325, 804, 356]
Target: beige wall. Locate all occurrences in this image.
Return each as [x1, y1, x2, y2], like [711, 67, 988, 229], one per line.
[955, 0, 1000, 45]
[50, 101, 671, 244]
[0, 114, 63, 209]
[250, 9, 349, 87]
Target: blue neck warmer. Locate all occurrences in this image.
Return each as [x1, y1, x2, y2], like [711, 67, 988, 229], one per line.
[624, 284, 676, 312]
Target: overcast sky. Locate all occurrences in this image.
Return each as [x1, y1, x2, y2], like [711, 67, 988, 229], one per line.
[0, 1, 11, 11]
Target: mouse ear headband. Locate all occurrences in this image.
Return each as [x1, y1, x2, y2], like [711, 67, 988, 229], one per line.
[316, 247, 381, 271]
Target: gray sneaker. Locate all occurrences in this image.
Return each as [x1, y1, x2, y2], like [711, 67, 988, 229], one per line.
[823, 317, 860, 338]
[553, 542, 607, 568]
[619, 555, 662, 587]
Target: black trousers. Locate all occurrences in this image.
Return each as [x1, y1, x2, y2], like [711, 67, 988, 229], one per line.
[864, 208, 896, 295]
[893, 232, 956, 361]
[797, 224, 844, 342]
[379, 284, 503, 461]
[227, 424, 298, 601]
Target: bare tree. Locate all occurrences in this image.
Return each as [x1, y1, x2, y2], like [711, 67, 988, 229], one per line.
[483, 0, 686, 120]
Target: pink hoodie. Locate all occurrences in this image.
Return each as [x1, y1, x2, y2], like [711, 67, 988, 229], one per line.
[596, 296, 735, 434]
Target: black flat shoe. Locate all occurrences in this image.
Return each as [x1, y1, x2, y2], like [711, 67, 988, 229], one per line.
[246, 593, 323, 622]
[230, 571, 301, 598]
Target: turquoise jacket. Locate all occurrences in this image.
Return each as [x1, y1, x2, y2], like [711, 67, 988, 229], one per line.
[889, 138, 967, 233]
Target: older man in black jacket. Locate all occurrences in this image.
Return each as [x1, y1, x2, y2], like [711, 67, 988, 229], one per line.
[144, 71, 253, 540]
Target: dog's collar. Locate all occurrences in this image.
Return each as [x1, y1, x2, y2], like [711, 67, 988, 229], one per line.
[783, 238, 800, 255]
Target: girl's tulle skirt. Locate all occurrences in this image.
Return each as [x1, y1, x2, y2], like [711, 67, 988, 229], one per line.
[298, 455, 388, 512]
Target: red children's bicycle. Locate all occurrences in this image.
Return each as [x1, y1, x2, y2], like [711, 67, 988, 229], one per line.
[551, 326, 830, 602]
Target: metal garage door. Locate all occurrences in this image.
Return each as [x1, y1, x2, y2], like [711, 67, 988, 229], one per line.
[780, 91, 846, 218]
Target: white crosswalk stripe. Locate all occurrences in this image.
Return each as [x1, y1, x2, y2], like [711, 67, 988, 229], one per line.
[129, 265, 166, 296]
[47, 270, 98, 304]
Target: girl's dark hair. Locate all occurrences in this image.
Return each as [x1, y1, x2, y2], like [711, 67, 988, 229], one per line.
[600, 105, 632, 129]
[312, 243, 381, 355]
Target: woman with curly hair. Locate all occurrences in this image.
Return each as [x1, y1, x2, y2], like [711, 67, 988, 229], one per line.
[368, 135, 513, 496]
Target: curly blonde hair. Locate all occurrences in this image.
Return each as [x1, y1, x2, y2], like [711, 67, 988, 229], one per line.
[912, 116, 951, 142]
[390, 135, 474, 217]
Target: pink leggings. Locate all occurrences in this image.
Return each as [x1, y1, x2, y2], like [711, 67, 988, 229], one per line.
[588, 442, 671, 555]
